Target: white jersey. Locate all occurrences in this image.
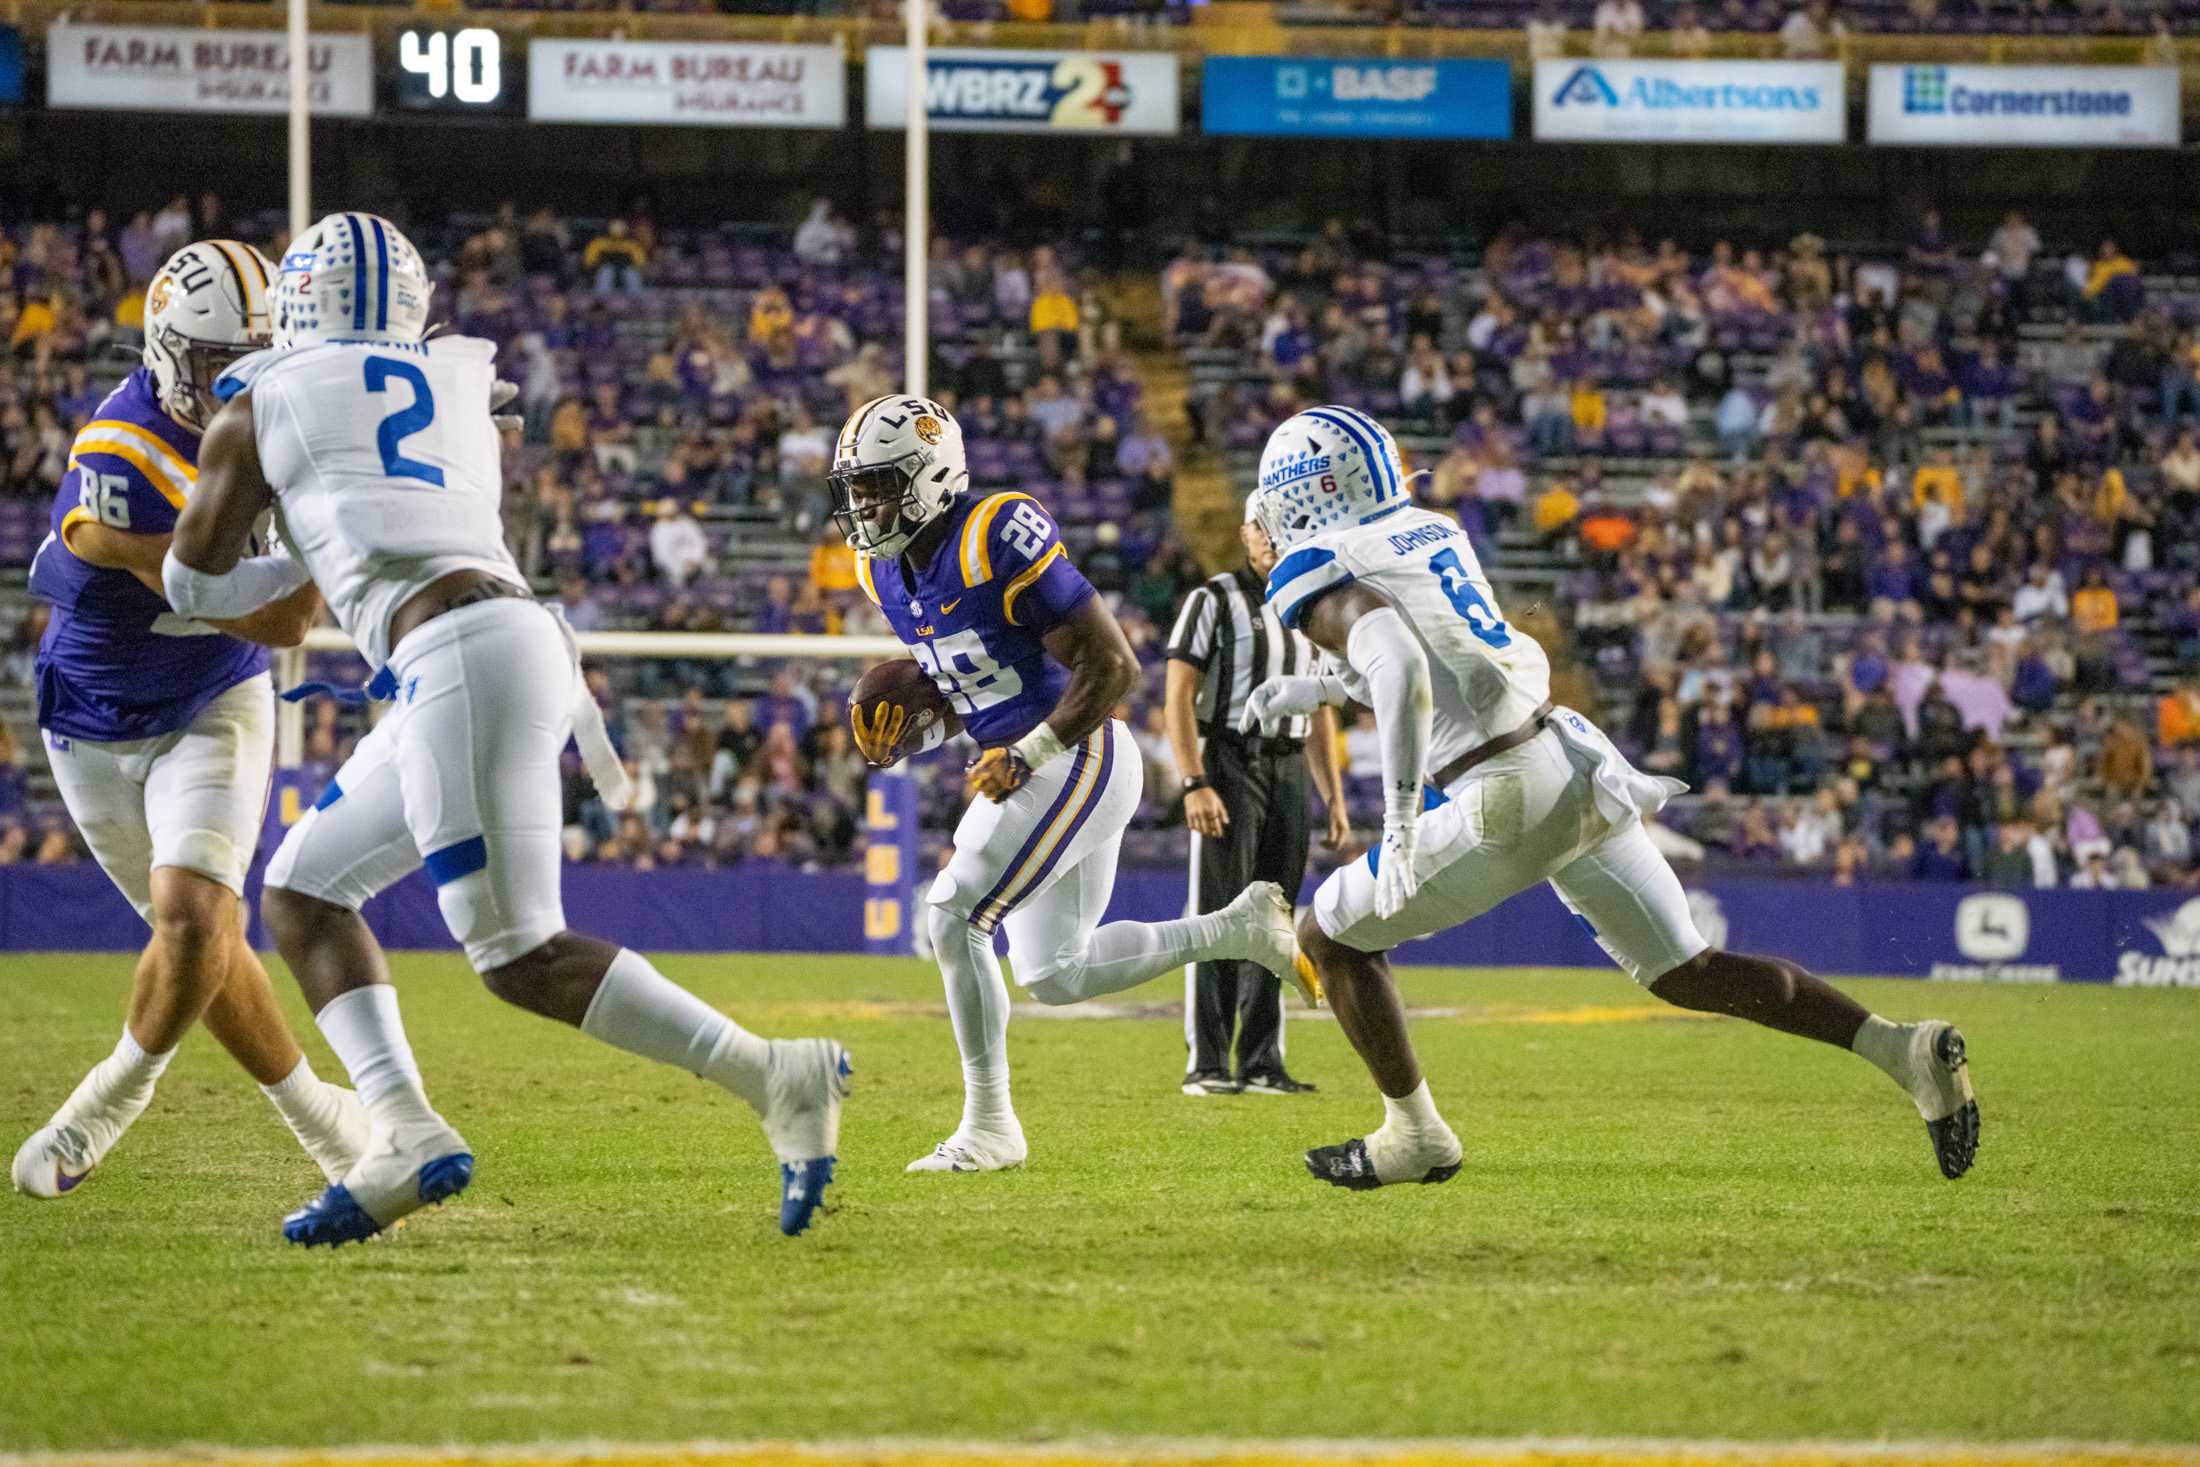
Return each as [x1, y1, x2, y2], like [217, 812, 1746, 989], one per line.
[1267, 506, 1550, 773]
[222, 336, 522, 670]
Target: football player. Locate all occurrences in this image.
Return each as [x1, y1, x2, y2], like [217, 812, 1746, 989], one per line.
[15, 241, 366, 1200]
[159, 212, 850, 1243]
[1241, 406, 1980, 1189]
[834, 394, 1299, 1174]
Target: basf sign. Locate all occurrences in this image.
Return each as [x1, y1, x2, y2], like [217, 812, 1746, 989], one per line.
[1202, 56, 1512, 139]
[1867, 64, 2178, 147]
[866, 47, 1178, 135]
[1534, 59, 1844, 143]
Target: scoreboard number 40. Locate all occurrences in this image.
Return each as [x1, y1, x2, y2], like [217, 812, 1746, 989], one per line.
[399, 28, 503, 105]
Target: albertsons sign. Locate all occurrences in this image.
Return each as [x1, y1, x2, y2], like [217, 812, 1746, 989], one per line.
[1534, 59, 1844, 143]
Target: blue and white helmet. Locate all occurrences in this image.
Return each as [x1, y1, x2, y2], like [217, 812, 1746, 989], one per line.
[272, 211, 433, 349]
[1248, 405, 1411, 554]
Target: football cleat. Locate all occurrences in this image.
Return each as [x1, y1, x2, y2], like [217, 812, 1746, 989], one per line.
[1239, 1068, 1318, 1096]
[1182, 1069, 1242, 1097]
[12, 1122, 103, 1200]
[1913, 1023, 1980, 1180]
[906, 1122, 1027, 1174]
[1305, 1131, 1462, 1191]
[282, 1115, 473, 1248]
[1220, 881, 1307, 997]
[758, 1039, 851, 1235]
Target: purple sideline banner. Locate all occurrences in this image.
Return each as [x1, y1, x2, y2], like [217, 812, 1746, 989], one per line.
[4, 863, 2199, 988]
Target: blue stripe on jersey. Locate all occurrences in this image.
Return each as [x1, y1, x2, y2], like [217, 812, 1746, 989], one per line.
[1306, 407, 1395, 504]
[1266, 546, 1356, 629]
[344, 214, 369, 332]
[368, 216, 390, 332]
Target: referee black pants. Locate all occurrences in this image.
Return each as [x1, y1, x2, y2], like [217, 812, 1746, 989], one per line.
[1186, 736, 1311, 1079]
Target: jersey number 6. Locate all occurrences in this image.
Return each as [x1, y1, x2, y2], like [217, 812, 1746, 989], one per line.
[1429, 546, 1512, 648]
[364, 357, 446, 488]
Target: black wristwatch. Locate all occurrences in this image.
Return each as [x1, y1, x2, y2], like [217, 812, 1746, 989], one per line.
[1182, 775, 1212, 794]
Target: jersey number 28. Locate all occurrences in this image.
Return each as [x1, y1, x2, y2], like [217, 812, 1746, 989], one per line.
[1429, 547, 1511, 648]
[364, 357, 445, 488]
[910, 629, 1023, 716]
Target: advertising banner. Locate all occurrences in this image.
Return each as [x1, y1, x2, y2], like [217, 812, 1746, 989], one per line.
[1202, 56, 1511, 139]
[1533, 58, 1844, 143]
[46, 22, 373, 117]
[529, 39, 845, 127]
[866, 46, 1178, 135]
[1867, 63, 2179, 147]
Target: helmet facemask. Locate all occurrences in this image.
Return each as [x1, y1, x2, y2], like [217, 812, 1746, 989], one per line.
[831, 456, 931, 558]
[150, 325, 264, 430]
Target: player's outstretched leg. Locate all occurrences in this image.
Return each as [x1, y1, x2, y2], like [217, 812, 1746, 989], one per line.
[263, 887, 475, 1248]
[14, 869, 362, 1199]
[1296, 912, 1461, 1190]
[1018, 881, 1301, 1009]
[1650, 950, 1979, 1179]
[911, 902, 1027, 1174]
[477, 933, 850, 1236]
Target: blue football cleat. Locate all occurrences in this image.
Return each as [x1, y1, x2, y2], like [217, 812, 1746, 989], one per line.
[779, 1156, 838, 1236]
[282, 1115, 474, 1248]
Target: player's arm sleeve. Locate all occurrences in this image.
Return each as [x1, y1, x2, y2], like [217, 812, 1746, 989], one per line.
[162, 392, 307, 620]
[1164, 586, 1217, 667]
[1266, 544, 1357, 631]
[993, 501, 1095, 632]
[1343, 606, 1433, 827]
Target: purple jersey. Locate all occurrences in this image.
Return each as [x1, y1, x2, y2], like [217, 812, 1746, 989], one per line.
[28, 369, 268, 742]
[859, 491, 1096, 747]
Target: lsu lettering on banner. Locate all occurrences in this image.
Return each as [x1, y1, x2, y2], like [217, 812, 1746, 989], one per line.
[47, 21, 372, 117]
[1533, 58, 1844, 143]
[529, 40, 844, 126]
[866, 46, 1179, 135]
[1867, 64, 2179, 147]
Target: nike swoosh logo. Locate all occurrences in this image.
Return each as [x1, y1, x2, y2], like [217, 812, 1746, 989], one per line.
[53, 1161, 89, 1193]
[941, 597, 963, 613]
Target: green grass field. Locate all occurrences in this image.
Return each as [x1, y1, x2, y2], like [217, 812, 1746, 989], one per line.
[3, 952, 2198, 1456]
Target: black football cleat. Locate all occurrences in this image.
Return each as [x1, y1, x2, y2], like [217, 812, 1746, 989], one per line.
[1239, 1069, 1318, 1096]
[1921, 1025, 1980, 1180]
[1305, 1136, 1462, 1190]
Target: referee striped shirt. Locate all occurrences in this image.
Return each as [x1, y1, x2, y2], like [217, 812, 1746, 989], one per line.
[1165, 568, 1316, 740]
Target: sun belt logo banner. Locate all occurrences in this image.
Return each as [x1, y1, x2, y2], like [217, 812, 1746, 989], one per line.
[866, 47, 1178, 135]
[1868, 64, 2179, 147]
[1534, 58, 1845, 143]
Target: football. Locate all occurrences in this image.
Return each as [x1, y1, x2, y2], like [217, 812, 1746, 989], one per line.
[850, 657, 960, 764]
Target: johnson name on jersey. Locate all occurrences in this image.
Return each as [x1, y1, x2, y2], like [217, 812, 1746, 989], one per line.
[1266, 505, 1551, 766]
[29, 367, 268, 742]
[216, 335, 523, 671]
[858, 491, 1096, 748]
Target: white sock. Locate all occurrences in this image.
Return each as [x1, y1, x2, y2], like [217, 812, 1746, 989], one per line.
[260, 1056, 338, 1130]
[64, 1027, 173, 1121]
[1024, 914, 1233, 1006]
[930, 908, 1015, 1134]
[316, 985, 434, 1122]
[579, 948, 770, 1112]
[1379, 1079, 1447, 1138]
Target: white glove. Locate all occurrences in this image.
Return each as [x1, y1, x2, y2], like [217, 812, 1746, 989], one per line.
[1373, 819, 1420, 920]
[490, 378, 523, 435]
[1240, 674, 1341, 737]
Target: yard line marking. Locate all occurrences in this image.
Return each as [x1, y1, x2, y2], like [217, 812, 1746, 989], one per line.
[8, 1438, 2199, 1467]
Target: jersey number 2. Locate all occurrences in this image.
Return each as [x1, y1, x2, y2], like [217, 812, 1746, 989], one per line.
[1429, 547, 1511, 647]
[364, 358, 445, 488]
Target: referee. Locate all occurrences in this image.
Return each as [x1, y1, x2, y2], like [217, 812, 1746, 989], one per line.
[1163, 507, 1350, 1098]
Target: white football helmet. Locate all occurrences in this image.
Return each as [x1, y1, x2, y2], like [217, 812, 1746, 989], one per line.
[272, 211, 433, 349]
[141, 240, 274, 430]
[1249, 405, 1411, 553]
[829, 394, 968, 558]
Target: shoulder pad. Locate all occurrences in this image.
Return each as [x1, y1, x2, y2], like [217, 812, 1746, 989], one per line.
[1266, 544, 1356, 631]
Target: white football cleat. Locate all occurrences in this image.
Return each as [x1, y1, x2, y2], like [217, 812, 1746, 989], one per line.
[11, 1065, 159, 1199]
[282, 1113, 473, 1248]
[1306, 1121, 1463, 1190]
[906, 1121, 1027, 1174]
[1220, 880, 1307, 998]
[1895, 1021, 1980, 1180]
